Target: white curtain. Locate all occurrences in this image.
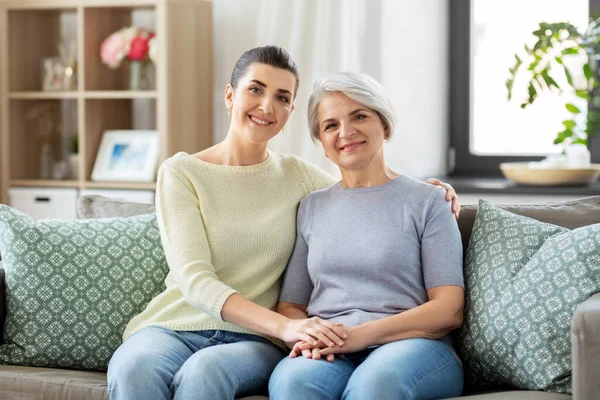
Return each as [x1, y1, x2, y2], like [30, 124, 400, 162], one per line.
[213, 0, 449, 179]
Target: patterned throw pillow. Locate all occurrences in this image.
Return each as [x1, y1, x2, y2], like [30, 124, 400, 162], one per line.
[0, 205, 168, 371]
[456, 200, 600, 394]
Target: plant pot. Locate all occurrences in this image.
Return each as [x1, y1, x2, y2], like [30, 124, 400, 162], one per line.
[68, 153, 79, 180]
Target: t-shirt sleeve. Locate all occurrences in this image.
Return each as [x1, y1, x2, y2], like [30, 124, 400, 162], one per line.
[299, 159, 337, 191]
[421, 188, 464, 290]
[278, 199, 314, 306]
[155, 161, 237, 320]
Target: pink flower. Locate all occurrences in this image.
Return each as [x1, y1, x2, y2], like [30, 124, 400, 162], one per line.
[100, 31, 130, 69]
[100, 26, 157, 68]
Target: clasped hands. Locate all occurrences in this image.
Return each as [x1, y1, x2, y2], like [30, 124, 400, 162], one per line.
[283, 317, 368, 362]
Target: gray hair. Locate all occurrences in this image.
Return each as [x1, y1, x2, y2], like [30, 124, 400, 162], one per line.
[307, 71, 396, 143]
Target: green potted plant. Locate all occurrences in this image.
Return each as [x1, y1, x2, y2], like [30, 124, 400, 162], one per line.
[68, 135, 79, 180]
[507, 17, 600, 150]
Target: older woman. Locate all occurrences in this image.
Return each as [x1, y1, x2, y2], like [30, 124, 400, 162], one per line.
[269, 72, 465, 400]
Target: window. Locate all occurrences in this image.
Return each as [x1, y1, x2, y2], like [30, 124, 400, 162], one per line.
[450, 0, 596, 176]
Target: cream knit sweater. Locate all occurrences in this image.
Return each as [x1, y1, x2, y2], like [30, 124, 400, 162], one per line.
[122, 151, 335, 346]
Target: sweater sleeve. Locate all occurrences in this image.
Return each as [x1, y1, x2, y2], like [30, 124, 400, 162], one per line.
[155, 161, 237, 320]
[298, 159, 337, 191]
[278, 197, 314, 306]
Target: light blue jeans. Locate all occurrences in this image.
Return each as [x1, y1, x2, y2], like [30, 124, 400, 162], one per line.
[269, 338, 463, 400]
[107, 326, 286, 400]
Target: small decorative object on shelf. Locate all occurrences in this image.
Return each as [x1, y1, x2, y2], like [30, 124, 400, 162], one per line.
[42, 41, 77, 91]
[91, 130, 159, 182]
[101, 26, 156, 90]
[26, 102, 61, 179]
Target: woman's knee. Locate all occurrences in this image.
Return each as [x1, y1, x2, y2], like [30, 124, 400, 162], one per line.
[270, 357, 320, 388]
[108, 327, 187, 391]
[344, 339, 463, 400]
[270, 356, 353, 400]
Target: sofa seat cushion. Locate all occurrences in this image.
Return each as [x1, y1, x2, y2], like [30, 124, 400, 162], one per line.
[0, 365, 108, 400]
[449, 390, 570, 399]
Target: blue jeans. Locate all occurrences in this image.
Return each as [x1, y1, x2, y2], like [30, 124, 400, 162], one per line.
[269, 338, 463, 400]
[108, 326, 286, 400]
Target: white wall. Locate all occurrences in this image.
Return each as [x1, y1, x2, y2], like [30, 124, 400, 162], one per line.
[212, 0, 449, 179]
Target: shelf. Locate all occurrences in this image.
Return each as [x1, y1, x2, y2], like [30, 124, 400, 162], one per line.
[10, 180, 156, 191]
[9, 91, 80, 99]
[5, 1, 157, 10]
[0, 0, 213, 206]
[84, 91, 157, 99]
[11, 180, 79, 188]
[84, 181, 156, 190]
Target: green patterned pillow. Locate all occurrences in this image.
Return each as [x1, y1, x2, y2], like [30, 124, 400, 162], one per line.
[0, 205, 168, 371]
[457, 200, 600, 394]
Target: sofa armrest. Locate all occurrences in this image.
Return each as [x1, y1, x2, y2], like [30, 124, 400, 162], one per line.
[571, 292, 600, 400]
[0, 268, 4, 344]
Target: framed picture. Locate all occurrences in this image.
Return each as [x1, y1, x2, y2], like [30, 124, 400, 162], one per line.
[91, 130, 159, 182]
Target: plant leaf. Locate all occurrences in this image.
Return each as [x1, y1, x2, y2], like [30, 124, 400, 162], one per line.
[584, 63, 594, 81]
[527, 83, 537, 105]
[563, 66, 574, 86]
[572, 137, 588, 145]
[566, 103, 581, 113]
[575, 90, 590, 99]
[541, 68, 560, 89]
[554, 56, 564, 65]
[562, 120, 577, 130]
[562, 47, 580, 55]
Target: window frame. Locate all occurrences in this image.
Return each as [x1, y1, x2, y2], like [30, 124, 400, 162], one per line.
[449, 0, 600, 177]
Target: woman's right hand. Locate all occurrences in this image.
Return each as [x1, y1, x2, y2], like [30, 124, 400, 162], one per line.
[290, 340, 336, 362]
[280, 317, 348, 348]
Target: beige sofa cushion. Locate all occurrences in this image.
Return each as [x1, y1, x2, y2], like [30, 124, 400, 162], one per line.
[0, 366, 108, 400]
[0, 365, 573, 400]
[451, 391, 571, 399]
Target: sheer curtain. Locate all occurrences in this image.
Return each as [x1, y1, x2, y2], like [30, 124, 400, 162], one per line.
[213, 0, 448, 178]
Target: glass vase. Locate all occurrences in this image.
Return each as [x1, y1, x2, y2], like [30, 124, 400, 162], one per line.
[129, 61, 151, 91]
[40, 142, 54, 179]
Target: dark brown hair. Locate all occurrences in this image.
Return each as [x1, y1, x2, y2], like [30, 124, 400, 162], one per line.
[230, 45, 300, 99]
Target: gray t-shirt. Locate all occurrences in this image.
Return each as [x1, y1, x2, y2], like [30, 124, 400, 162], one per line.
[280, 175, 464, 349]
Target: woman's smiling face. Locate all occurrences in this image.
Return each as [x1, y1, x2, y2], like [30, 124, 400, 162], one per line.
[317, 91, 389, 171]
[226, 63, 296, 144]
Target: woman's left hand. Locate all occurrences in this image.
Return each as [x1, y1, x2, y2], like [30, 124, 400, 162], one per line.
[425, 178, 460, 220]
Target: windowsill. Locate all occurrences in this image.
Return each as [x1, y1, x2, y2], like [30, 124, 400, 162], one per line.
[443, 177, 600, 195]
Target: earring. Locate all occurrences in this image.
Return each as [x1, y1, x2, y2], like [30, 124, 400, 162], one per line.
[227, 106, 232, 118]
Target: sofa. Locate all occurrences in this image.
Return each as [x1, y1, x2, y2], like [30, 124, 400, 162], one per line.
[0, 195, 598, 400]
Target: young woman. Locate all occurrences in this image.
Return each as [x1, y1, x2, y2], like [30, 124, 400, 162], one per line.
[270, 72, 465, 400]
[107, 47, 459, 400]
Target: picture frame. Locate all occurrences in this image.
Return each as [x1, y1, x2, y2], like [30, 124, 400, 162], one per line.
[91, 130, 159, 182]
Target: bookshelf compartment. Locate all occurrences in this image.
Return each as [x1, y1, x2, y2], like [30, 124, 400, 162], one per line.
[9, 99, 78, 181]
[84, 98, 156, 181]
[8, 8, 78, 92]
[84, 6, 156, 91]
